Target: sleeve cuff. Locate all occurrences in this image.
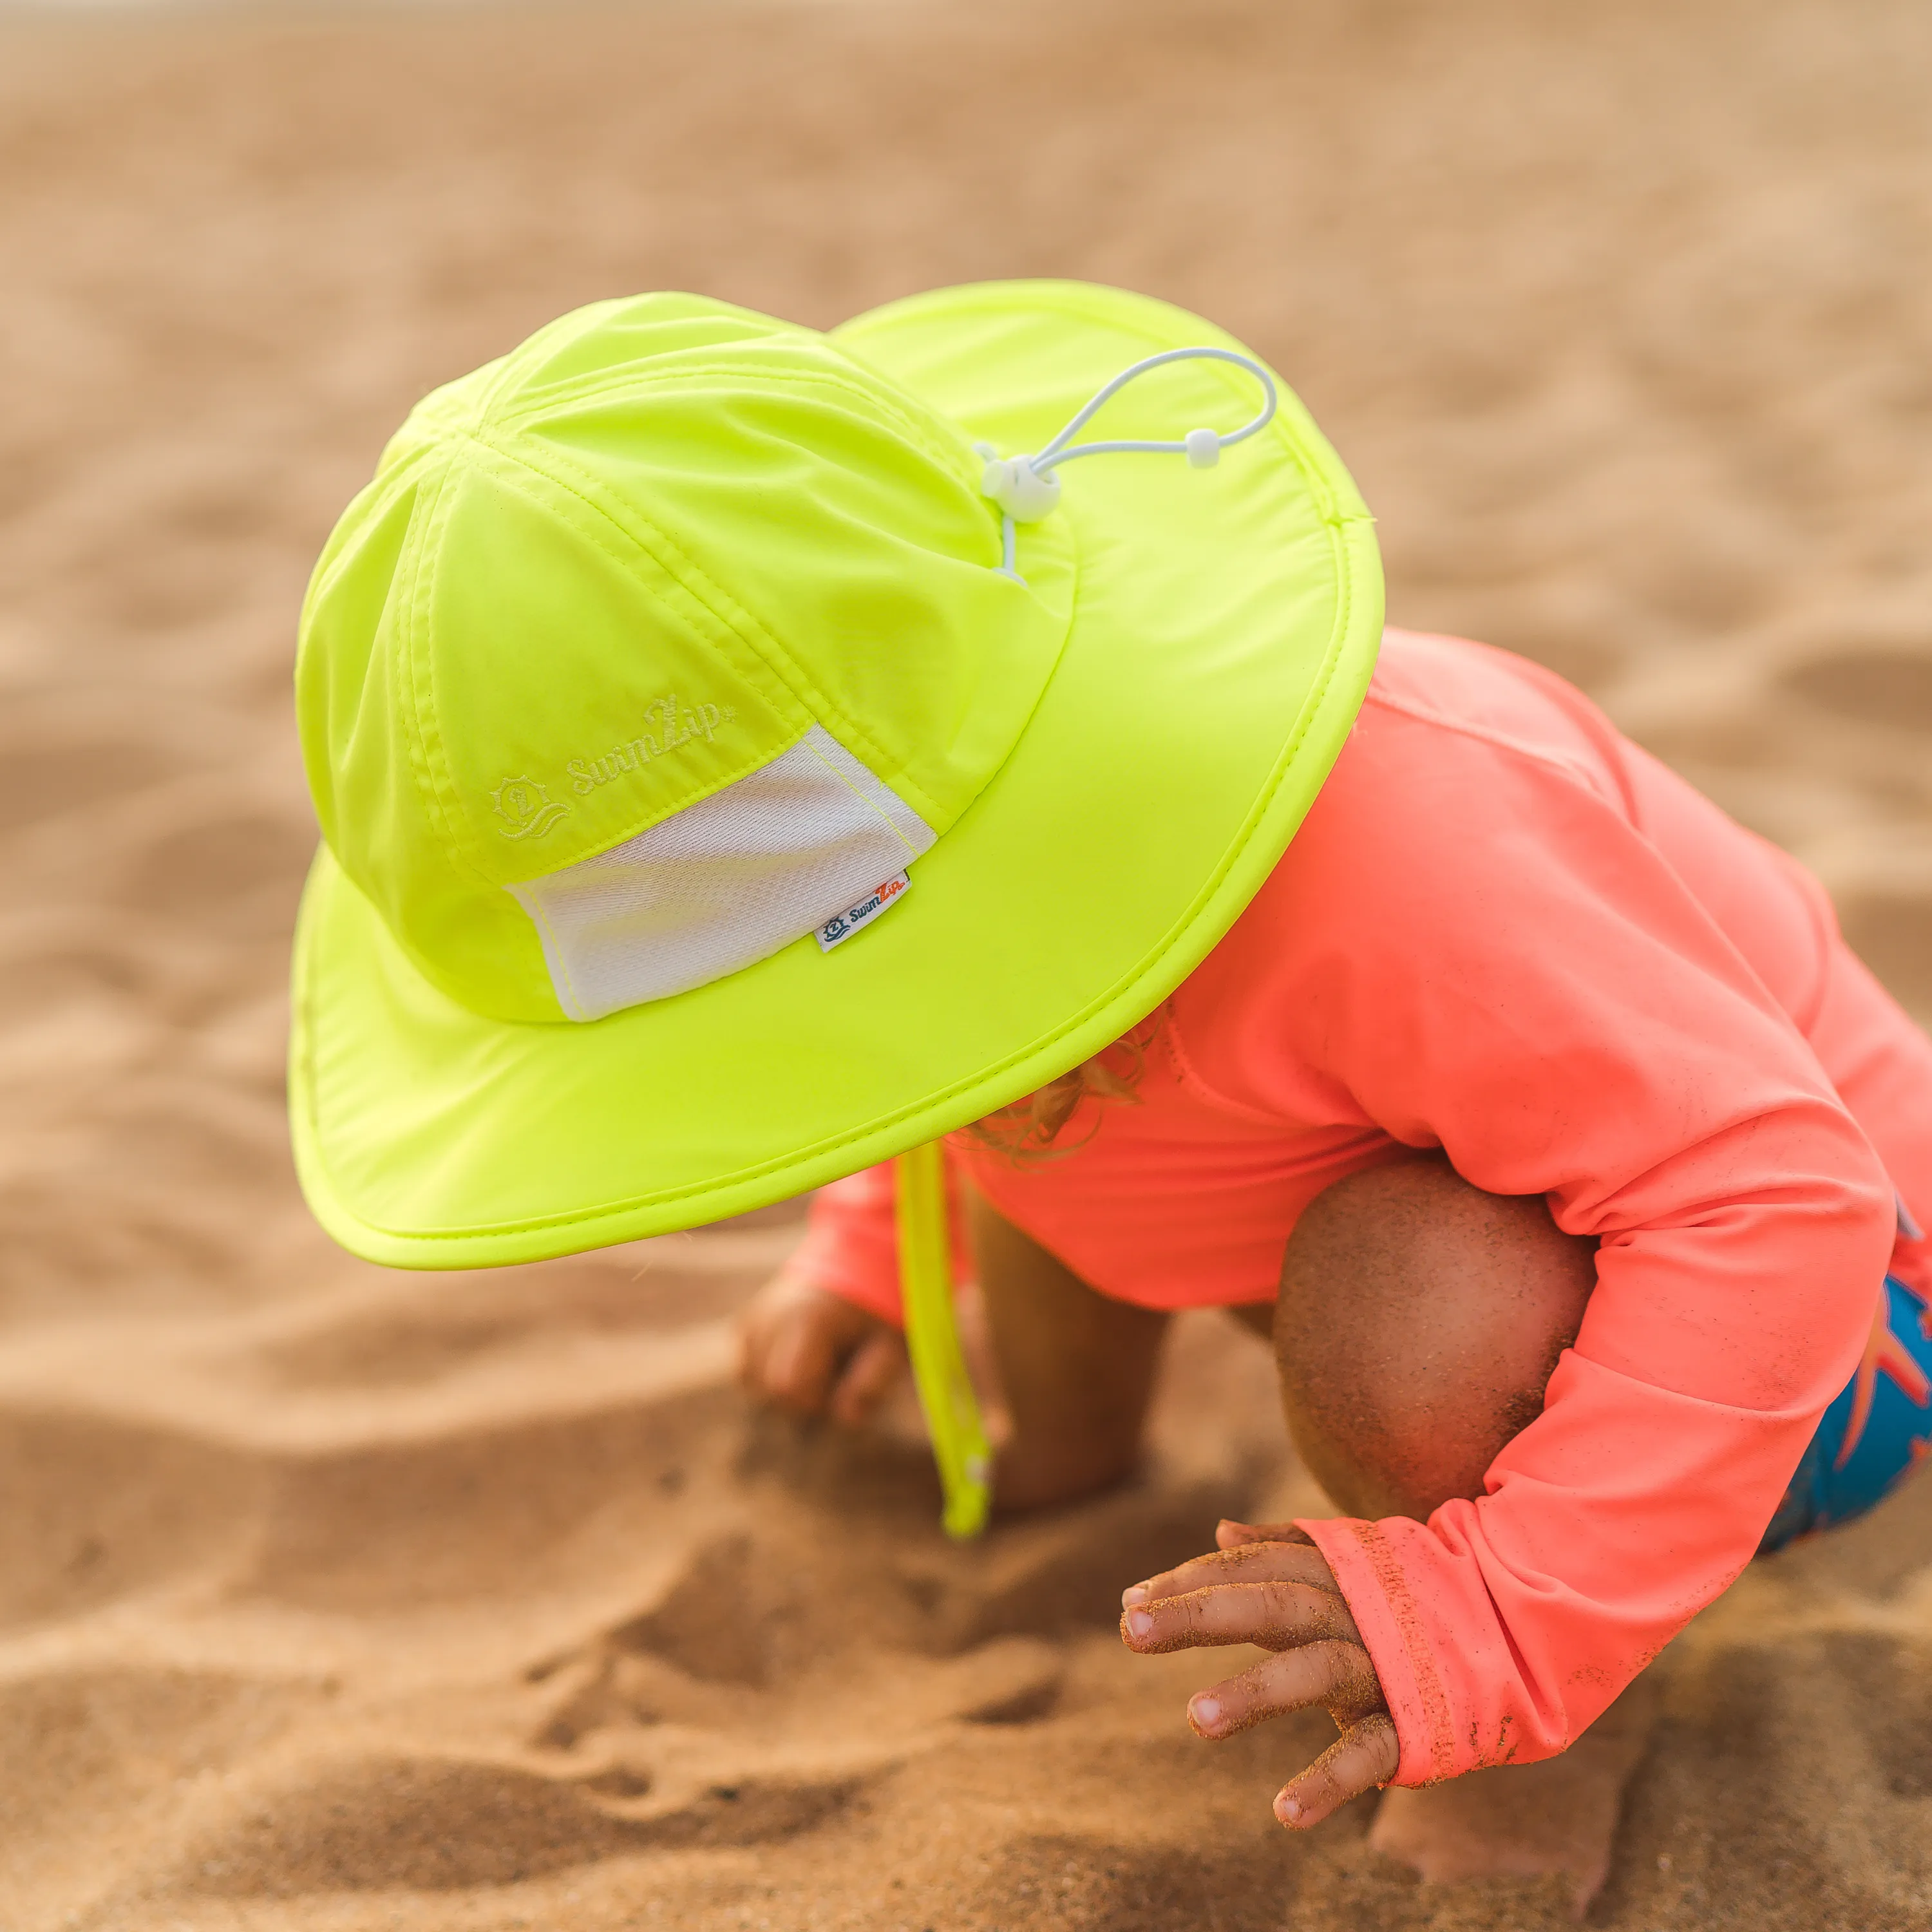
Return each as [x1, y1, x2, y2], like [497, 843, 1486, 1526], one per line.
[785, 1217, 905, 1327]
[1296, 1515, 1463, 1788]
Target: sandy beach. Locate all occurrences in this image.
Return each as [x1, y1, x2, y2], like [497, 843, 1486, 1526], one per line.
[3, 1, 1932, 1926]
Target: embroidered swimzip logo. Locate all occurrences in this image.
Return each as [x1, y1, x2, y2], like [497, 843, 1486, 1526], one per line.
[817, 872, 909, 952]
[567, 693, 738, 796]
[490, 775, 567, 840]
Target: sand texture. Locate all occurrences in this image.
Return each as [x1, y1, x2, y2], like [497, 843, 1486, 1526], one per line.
[4, 1, 1932, 1926]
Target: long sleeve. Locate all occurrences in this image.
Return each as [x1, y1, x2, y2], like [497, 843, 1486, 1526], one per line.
[1198, 682, 1900, 1784]
[790, 1154, 975, 1327]
[791, 1162, 907, 1325]
[799, 633, 1909, 1787]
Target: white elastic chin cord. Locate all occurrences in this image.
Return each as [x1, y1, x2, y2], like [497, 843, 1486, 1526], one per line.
[974, 345, 1279, 582]
[902, 345, 1282, 1542]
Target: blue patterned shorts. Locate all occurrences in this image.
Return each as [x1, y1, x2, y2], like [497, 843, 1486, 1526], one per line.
[1758, 1273, 1932, 1554]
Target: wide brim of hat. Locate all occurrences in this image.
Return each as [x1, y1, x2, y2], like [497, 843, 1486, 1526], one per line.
[289, 279, 1381, 1268]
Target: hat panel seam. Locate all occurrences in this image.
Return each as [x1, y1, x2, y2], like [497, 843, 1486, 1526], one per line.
[299, 440, 444, 639]
[317, 513, 1372, 1245]
[798, 728, 931, 860]
[397, 458, 479, 888]
[494, 362, 981, 495]
[439, 442, 827, 868]
[414, 461, 513, 885]
[469, 296, 628, 426]
[471, 296, 797, 431]
[464, 424, 949, 829]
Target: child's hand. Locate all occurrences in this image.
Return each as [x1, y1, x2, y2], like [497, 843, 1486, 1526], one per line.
[736, 1273, 907, 1426]
[1118, 1519, 1398, 1830]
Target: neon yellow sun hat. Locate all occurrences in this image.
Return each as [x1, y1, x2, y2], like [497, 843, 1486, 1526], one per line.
[291, 281, 1381, 1512]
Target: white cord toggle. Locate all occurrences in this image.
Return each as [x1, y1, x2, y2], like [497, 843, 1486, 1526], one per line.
[979, 345, 1277, 583]
[979, 453, 1063, 521]
[1184, 426, 1222, 469]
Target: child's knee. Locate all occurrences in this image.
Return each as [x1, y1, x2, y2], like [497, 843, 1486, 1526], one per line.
[1274, 1158, 1596, 1520]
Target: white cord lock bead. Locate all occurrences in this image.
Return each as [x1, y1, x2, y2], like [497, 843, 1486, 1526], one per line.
[979, 455, 1063, 522]
[974, 345, 1278, 584]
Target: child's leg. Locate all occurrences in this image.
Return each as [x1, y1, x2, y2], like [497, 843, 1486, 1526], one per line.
[967, 1188, 1171, 1512]
[1269, 1156, 1639, 1915]
[970, 1151, 1601, 1524]
[1272, 1154, 1595, 1519]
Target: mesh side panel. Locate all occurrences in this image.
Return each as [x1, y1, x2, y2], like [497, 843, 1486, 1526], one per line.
[506, 725, 934, 1019]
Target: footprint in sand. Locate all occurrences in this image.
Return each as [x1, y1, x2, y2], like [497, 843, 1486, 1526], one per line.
[592, 1508, 1165, 1690]
[604, 1534, 780, 1688]
[531, 1533, 1068, 1755]
[895, 1475, 1264, 1654]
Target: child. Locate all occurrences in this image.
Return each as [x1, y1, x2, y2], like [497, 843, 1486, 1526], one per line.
[291, 281, 1932, 1910]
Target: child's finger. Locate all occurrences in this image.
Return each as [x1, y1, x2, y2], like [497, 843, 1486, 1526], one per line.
[1273, 1713, 1401, 1831]
[829, 1328, 907, 1426]
[1184, 1638, 1382, 1741]
[1120, 1578, 1356, 1654]
[1215, 1519, 1315, 1551]
[1122, 1539, 1340, 1613]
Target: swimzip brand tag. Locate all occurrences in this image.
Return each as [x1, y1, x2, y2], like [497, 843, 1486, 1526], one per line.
[817, 873, 909, 952]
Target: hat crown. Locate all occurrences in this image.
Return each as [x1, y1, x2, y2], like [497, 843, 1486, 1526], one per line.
[297, 294, 1072, 1021]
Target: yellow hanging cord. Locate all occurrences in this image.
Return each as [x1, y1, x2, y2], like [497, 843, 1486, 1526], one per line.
[895, 1140, 992, 1538]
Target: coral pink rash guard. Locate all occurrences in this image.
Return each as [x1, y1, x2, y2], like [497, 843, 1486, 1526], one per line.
[794, 628, 1932, 1788]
